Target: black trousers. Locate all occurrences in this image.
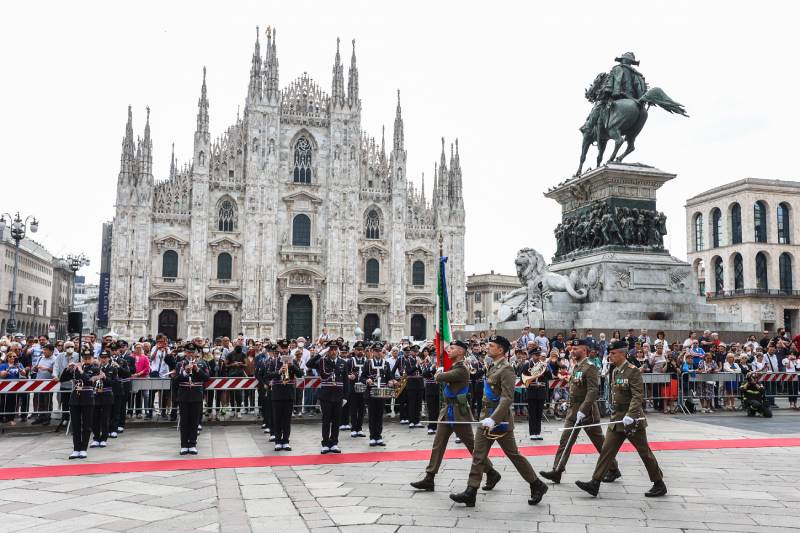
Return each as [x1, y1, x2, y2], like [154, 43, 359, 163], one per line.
[320, 399, 342, 447]
[397, 389, 408, 419]
[527, 397, 545, 435]
[425, 391, 440, 430]
[470, 381, 484, 417]
[112, 393, 125, 430]
[261, 392, 272, 428]
[70, 403, 93, 451]
[406, 389, 423, 424]
[179, 401, 202, 448]
[271, 399, 293, 444]
[59, 391, 71, 422]
[367, 397, 385, 440]
[92, 402, 112, 442]
[349, 394, 365, 431]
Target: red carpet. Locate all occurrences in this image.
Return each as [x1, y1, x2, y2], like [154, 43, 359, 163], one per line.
[3, 437, 799, 480]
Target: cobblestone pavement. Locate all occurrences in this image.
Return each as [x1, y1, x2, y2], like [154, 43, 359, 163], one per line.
[0, 413, 798, 532]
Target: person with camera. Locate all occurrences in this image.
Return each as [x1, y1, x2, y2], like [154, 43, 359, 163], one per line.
[60, 347, 101, 459]
[175, 343, 210, 455]
[146, 335, 170, 419]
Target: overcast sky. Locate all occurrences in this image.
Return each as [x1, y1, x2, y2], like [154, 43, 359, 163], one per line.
[2, 1, 799, 283]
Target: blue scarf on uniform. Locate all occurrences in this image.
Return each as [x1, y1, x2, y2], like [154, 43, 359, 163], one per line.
[443, 383, 469, 427]
[483, 379, 500, 416]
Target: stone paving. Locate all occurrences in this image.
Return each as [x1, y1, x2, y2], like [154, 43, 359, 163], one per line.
[0, 413, 798, 532]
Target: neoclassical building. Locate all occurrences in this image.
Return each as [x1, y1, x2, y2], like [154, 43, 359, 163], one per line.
[108, 28, 466, 341]
[686, 178, 800, 332]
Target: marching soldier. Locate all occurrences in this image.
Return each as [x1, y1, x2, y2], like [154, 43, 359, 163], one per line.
[521, 348, 551, 440]
[347, 341, 367, 437]
[90, 350, 117, 448]
[60, 347, 100, 459]
[410, 340, 500, 492]
[307, 340, 347, 453]
[575, 339, 667, 497]
[267, 340, 303, 451]
[175, 343, 209, 455]
[450, 336, 548, 507]
[540, 339, 622, 483]
[361, 343, 390, 446]
[421, 348, 440, 435]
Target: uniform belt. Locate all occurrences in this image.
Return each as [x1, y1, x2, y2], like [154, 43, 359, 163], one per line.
[424, 380, 437, 385]
[179, 383, 204, 388]
[119, 378, 132, 383]
[321, 383, 342, 387]
[101, 387, 114, 393]
[527, 382, 546, 387]
[445, 398, 461, 405]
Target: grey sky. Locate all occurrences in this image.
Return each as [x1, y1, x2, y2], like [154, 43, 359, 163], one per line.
[2, 1, 798, 283]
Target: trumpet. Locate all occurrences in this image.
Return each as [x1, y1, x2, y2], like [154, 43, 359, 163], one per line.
[281, 355, 291, 384]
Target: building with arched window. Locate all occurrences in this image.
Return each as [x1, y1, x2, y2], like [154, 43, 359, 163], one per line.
[465, 272, 522, 326]
[686, 178, 800, 332]
[108, 29, 466, 340]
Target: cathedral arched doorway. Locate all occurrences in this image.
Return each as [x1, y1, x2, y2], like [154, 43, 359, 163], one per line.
[286, 295, 312, 340]
[158, 310, 178, 341]
[364, 314, 380, 341]
[410, 314, 426, 341]
[213, 311, 232, 340]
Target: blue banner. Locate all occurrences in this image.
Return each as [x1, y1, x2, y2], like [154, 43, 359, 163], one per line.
[98, 272, 110, 327]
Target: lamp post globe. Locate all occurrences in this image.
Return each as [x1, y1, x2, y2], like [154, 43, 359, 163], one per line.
[1, 212, 39, 335]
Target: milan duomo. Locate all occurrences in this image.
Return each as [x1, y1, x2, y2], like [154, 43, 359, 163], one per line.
[108, 27, 466, 342]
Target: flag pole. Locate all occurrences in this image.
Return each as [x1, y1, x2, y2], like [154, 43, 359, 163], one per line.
[437, 232, 444, 368]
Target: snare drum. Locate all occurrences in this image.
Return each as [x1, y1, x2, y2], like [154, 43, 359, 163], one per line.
[354, 382, 367, 394]
[370, 386, 395, 399]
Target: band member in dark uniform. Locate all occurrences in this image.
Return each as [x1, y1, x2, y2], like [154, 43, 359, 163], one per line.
[393, 346, 410, 423]
[347, 341, 367, 438]
[60, 347, 100, 459]
[175, 343, 209, 455]
[255, 343, 271, 433]
[395, 345, 424, 427]
[421, 347, 440, 435]
[267, 340, 302, 451]
[109, 342, 130, 438]
[469, 349, 486, 417]
[118, 340, 136, 433]
[90, 350, 118, 448]
[521, 349, 551, 440]
[307, 341, 347, 453]
[361, 343, 391, 446]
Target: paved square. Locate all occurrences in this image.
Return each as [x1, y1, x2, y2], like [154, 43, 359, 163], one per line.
[0, 413, 798, 532]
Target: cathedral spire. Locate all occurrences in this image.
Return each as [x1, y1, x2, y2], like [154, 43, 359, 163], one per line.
[197, 67, 209, 134]
[393, 89, 404, 152]
[136, 106, 153, 185]
[331, 37, 345, 107]
[453, 138, 463, 201]
[380, 125, 386, 161]
[347, 39, 359, 106]
[264, 26, 280, 102]
[248, 26, 263, 102]
[169, 142, 176, 179]
[421, 172, 426, 205]
[118, 105, 135, 183]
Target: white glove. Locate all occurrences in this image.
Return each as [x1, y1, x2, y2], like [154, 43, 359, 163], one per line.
[575, 411, 586, 423]
[622, 416, 635, 426]
[436, 366, 445, 374]
[480, 417, 495, 428]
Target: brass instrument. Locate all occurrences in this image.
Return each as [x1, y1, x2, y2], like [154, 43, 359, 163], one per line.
[281, 355, 291, 384]
[520, 361, 547, 386]
[395, 373, 408, 398]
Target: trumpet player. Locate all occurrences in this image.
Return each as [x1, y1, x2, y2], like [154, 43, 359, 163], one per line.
[90, 350, 117, 448]
[307, 340, 347, 454]
[521, 348, 551, 440]
[267, 340, 303, 451]
[394, 344, 424, 427]
[347, 341, 367, 438]
[60, 347, 100, 459]
[176, 343, 209, 455]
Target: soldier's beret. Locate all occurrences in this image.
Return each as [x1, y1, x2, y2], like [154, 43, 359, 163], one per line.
[488, 335, 511, 352]
[568, 339, 589, 347]
[609, 340, 628, 352]
[450, 340, 470, 351]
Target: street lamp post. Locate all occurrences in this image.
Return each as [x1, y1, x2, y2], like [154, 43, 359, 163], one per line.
[66, 253, 90, 349]
[537, 281, 545, 330]
[0, 212, 39, 336]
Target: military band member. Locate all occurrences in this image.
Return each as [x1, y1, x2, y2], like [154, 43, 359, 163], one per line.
[90, 350, 117, 448]
[540, 339, 621, 483]
[450, 336, 548, 507]
[347, 341, 367, 437]
[421, 348, 440, 435]
[394, 345, 424, 427]
[307, 341, 348, 453]
[575, 339, 667, 498]
[175, 343, 209, 455]
[255, 344, 271, 433]
[110, 342, 130, 438]
[521, 348, 551, 440]
[361, 343, 390, 446]
[60, 347, 100, 459]
[268, 340, 303, 451]
[410, 340, 500, 492]
[118, 340, 136, 433]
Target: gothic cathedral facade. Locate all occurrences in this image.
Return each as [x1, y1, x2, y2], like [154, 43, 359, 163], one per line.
[108, 28, 466, 342]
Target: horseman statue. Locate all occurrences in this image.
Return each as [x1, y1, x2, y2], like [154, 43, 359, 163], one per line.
[575, 52, 688, 176]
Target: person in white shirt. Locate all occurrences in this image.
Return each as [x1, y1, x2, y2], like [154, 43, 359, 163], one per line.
[147, 336, 171, 419]
[722, 353, 742, 410]
[516, 326, 535, 350]
[783, 354, 797, 409]
[533, 329, 550, 353]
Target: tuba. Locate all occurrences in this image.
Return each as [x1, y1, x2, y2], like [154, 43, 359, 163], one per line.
[520, 361, 547, 386]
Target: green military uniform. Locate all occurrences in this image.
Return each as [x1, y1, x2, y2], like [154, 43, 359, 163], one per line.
[467, 357, 539, 488]
[551, 357, 618, 473]
[591, 361, 662, 482]
[424, 361, 494, 475]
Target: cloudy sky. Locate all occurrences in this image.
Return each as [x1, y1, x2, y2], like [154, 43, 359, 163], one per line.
[2, 1, 799, 282]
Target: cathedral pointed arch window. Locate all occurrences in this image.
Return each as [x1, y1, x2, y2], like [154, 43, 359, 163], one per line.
[293, 135, 313, 184]
[217, 198, 237, 232]
[365, 209, 381, 240]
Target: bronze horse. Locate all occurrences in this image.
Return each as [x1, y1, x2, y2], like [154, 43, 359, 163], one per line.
[575, 73, 688, 176]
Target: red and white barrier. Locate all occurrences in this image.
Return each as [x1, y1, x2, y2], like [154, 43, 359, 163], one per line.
[0, 379, 61, 394]
[753, 372, 798, 383]
[202, 377, 325, 390]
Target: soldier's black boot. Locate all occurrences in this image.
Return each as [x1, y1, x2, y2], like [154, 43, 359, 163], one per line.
[644, 480, 667, 497]
[481, 469, 501, 491]
[601, 468, 622, 483]
[410, 473, 435, 491]
[449, 486, 477, 507]
[539, 469, 562, 484]
[528, 478, 548, 505]
[575, 479, 600, 497]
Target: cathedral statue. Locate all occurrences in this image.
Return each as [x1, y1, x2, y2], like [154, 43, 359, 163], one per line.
[575, 52, 689, 176]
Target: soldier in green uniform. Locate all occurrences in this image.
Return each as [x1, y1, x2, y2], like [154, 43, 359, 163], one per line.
[409, 340, 500, 492]
[540, 339, 622, 483]
[576, 339, 667, 497]
[450, 336, 548, 507]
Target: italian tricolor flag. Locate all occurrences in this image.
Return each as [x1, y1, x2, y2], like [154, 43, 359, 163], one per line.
[435, 256, 453, 370]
